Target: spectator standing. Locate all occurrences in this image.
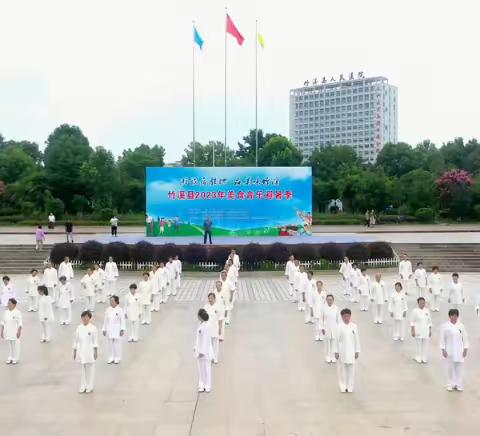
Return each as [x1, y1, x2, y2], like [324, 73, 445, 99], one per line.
[65, 221, 74, 243]
[364, 210, 370, 227]
[48, 213, 56, 230]
[35, 225, 46, 251]
[110, 216, 119, 237]
[203, 216, 213, 245]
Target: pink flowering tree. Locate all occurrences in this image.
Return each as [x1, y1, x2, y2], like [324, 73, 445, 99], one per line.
[435, 169, 475, 218]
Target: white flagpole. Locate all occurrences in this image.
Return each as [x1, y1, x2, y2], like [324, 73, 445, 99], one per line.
[192, 21, 196, 167]
[255, 20, 259, 167]
[224, 8, 228, 167]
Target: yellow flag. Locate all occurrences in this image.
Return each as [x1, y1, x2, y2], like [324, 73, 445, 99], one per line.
[257, 32, 265, 48]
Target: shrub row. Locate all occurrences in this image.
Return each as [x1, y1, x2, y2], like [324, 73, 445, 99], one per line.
[50, 240, 393, 266]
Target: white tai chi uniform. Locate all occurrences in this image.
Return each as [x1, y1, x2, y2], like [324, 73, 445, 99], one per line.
[448, 282, 464, 308]
[358, 273, 371, 311]
[304, 278, 316, 323]
[26, 275, 40, 311]
[389, 291, 408, 340]
[410, 307, 432, 363]
[58, 282, 75, 324]
[414, 267, 428, 298]
[38, 294, 55, 341]
[173, 259, 182, 295]
[349, 268, 361, 303]
[104, 261, 119, 297]
[102, 306, 126, 363]
[93, 268, 106, 303]
[80, 274, 96, 312]
[294, 270, 308, 311]
[399, 260, 413, 295]
[370, 280, 387, 323]
[221, 277, 236, 325]
[232, 253, 240, 271]
[194, 321, 214, 392]
[440, 321, 469, 391]
[334, 322, 361, 392]
[214, 289, 227, 340]
[2, 308, 22, 363]
[149, 270, 160, 312]
[428, 272, 443, 312]
[166, 261, 177, 297]
[154, 267, 169, 306]
[73, 323, 98, 392]
[312, 289, 327, 341]
[285, 260, 297, 297]
[339, 261, 352, 296]
[321, 304, 340, 363]
[139, 280, 152, 324]
[124, 292, 141, 341]
[204, 302, 221, 363]
[58, 261, 74, 282]
[1, 282, 15, 308]
[43, 267, 58, 302]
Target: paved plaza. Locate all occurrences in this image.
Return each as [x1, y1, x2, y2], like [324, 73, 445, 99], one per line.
[1, 271, 480, 435]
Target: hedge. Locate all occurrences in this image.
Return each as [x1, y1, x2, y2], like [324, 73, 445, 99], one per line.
[130, 241, 155, 262]
[368, 241, 394, 259]
[102, 242, 131, 262]
[265, 243, 291, 262]
[345, 243, 369, 262]
[241, 243, 266, 263]
[50, 243, 79, 264]
[319, 243, 344, 261]
[79, 240, 104, 263]
[415, 208, 435, 223]
[183, 244, 208, 264]
[292, 243, 318, 261]
[208, 246, 231, 265]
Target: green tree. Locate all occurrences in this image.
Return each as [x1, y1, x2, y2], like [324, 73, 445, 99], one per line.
[441, 137, 465, 170]
[235, 129, 280, 164]
[6, 170, 50, 212]
[0, 146, 36, 184]
[309, 146, 361, 180]
[312, 179, 337, 212]
[398, 169, 436, 213]
[414, 140, 445, 175]
[43, 124, 92, 209]
[1, 140, 42, 164]
[258, 136, 303, 166]
[376, 142, 419, 177]
[181, 141, 235, 167]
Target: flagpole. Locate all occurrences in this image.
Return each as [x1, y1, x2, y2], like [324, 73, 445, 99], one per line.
[192, 21, 196, 167]
[224, 8, 228, 167]
[255, 20, 258, 167]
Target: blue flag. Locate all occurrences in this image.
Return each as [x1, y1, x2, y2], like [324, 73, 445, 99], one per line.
[193, 26, 204, 49]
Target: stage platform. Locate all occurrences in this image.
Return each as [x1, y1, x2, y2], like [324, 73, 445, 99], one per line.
[92, 234, 378, 246]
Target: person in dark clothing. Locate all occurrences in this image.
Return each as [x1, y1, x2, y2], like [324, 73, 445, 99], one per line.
[65, 222, 74, 243]
[203, 217, 212, 244]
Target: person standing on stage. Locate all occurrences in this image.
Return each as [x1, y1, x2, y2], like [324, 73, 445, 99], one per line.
[110, 215, 119, 237]
[65, 221, 74, 243]
[203, 216, 213, 245]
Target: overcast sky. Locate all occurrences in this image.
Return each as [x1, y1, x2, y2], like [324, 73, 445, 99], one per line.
[0, 0, 478, 162]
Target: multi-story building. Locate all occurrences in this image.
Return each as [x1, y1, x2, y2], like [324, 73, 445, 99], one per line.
[289, 73, 398, 163]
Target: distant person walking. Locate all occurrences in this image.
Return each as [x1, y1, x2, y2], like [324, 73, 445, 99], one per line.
[364, 210, 370, 227]
[48, 213, 56, 230]
[65, 221, 74, 243]
[110, 216, 119, 237]
[203, 217, 213, 245]
[35, 225, 46, 251]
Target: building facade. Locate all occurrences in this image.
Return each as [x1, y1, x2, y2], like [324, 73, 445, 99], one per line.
[289, 73, 398, 163]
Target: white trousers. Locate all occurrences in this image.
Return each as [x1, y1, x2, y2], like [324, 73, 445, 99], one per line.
[304, 305, 313, 323]
[431, 294, 441, 311]
[342, 277, 350, 295]
[105, 280, 116, 296]
[60, 306, 72, 324]
[141, 305, 151, 324]
[337, 361, 355, 392]
[173, 277, 180, 296]
[393, 319, 405, 340]
[84, 296, 95, 312]
[80, 363, 95, 391]
[446, 360, 464, 390]
[314, 318, 325, 340]
[197, 357, 212, 391]
[28, 295, 38, 311]
[152, 294, 161, 311]
[211, 337, 220, 363]
[350, 286, 359, 303]
[324, 337, 336, 362]
[40, 321, 52, 341]
[96, 286, 106, 303]
[415, 338, 429, 363]
[7, 339, 20, 362]
[416, 286, 427, 298]
[400, 278, 410, 294]
[107, 338, 122, 362]
[296, 291, 305, 310]
[52, 286, 59, 303]
[288, 280, 294, 296]
[359, 294, 369, 311]
[127, 319, 140, 341]
[373, 304, 384, 323]
[159, 288, 168, 303]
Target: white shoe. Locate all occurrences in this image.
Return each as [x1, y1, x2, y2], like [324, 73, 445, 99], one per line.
[107, 359, 114, 364]
[447, 386, 453, 392]
[11, 361, 17, 365]
[315, 335, 320, 341]
[114, 360, 120, 364]
[78, 388, 86, 394]
[85, 389, 93, 393]
[456, 387, 464, 392]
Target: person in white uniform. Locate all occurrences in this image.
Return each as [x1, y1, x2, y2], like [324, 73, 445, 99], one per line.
[226, 259, 239, 291]
[149, 265, 160, 312]
[339, 257, 352, 297]
[166, 257, 177, 297]
[37, 285, 55, 342]
[447, 273, 464, 308]
[213, 281, 226, 341]
[26, 269, 40, 312]
[348, 263, 361, 303]
[334, 308, 360, 393]
[204, 293, 222, 363]
[195, 308, 214, 393]
[102, 295, 126, 364]
[358, 268, 371, 311]
[414, 262, 428, 298]
[42, 263, 58, 302]
[220, 270, 236, 325]
[398, 253, 413, 295]
[389, 282, 408, 341]
[93, 264, 107, 304]
[1, 276, 15, 309]
[58, 275, 75, 325]
[80, 268, 96, 312]
[1, 298, 22, 364]
[173, 255, 182, 295]
[440, 308, 469, 392]
[294, 264, 308, 311]
[321, 294, 340, 363]
[104, 256, 119, 297]
[304, 271, 316, 324]
[410, 297, 432, 363]
[58, 257, 74, 282]
[139, 272, 153, 325]
[370, 273, 387, 324]
[284, 255, 297, 297]
[124, 284, 141, 342]
[230, 249, 241, 270]
[428, 266, 443, 312]
[73, 310, 99, 393]
[312, 281, 327, 341]
[154, 262, 169, 306]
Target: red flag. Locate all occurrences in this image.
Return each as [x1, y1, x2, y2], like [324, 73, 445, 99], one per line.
[226, 14, 244, 45]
